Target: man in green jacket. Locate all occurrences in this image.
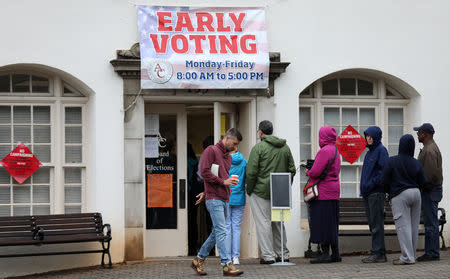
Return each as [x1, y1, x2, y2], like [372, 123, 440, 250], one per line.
[246, 120, 296, 264]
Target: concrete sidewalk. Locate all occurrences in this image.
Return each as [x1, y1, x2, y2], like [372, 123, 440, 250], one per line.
[9, 250, 450, 279]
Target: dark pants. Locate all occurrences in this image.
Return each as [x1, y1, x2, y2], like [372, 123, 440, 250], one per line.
[421, 186, 443, 257]
[364, 192, 386, 257]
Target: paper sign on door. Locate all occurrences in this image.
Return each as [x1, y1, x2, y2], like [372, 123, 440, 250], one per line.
[147, 174, 173, 208]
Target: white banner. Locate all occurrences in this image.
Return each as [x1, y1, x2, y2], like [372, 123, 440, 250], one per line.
[138, 6, 269, 89]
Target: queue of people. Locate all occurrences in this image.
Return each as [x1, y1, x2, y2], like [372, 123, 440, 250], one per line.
[190, 121, 443, 276]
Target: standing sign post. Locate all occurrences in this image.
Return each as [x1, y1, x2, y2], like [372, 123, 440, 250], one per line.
[270, 173, 295, 266]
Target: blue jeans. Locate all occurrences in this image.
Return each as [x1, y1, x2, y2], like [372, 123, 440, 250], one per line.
[226, 205, 245, 259]
[364, 192, 386, 256]
[421, 186, 443, 257]
[198, 199, 231, 265]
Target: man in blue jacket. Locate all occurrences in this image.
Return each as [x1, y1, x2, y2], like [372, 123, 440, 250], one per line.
[360, 126, 389, 263]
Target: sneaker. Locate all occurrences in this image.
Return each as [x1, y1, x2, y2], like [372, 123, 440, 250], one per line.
[191, 257, 207, 276]
[417, 254, 440, 262]
[223, 262, 243, 277]
[362, 254, 387, 263]
[393, 259, 414, 265]
[232, 257, 240, 265]
[259, 259, 275, 264]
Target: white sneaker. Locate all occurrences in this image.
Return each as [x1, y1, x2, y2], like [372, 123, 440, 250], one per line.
[232, 257, 240, 265]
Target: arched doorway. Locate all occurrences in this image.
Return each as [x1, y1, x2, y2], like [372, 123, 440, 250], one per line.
[298, 69, 421, 252]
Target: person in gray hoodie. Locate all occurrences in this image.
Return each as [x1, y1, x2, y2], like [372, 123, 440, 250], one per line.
[381, 134, 428, 265]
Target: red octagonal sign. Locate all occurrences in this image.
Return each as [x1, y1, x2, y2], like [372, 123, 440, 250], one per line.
[336, 125, 367, 164]
[0, 143, 42, 184]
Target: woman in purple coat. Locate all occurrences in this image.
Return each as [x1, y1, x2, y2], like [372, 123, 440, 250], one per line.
[306, 126, 342, 264]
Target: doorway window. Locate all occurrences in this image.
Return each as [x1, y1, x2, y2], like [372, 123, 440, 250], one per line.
[145, 114, 178, 229]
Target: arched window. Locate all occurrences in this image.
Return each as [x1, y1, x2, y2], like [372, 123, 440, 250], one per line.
[0, 69, 89, 216]
[299, 73, 409, 219]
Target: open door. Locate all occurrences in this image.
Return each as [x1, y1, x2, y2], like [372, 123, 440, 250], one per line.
[214, 102, 237, 142]
[144, 104, 187, 257]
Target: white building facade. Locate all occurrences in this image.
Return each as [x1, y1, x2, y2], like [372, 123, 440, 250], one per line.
[0, 0, 449, 277]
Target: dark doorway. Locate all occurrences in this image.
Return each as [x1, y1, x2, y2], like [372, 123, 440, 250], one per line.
[186, 106, 214, 256]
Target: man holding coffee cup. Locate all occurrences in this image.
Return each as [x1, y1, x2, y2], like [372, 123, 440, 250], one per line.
[191, 128, 244, 277]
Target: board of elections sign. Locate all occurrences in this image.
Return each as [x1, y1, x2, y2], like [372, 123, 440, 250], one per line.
[137, 6, 269, 89]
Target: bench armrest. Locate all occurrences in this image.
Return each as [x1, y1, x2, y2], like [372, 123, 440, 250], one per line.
[438, 208, 446, 224]
[32, 226, 44, 241]
[103, 224, 112, 239]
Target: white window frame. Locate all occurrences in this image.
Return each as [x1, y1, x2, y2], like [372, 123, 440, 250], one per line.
[319, 75, 378, 99]
[0, 71, 88, 216]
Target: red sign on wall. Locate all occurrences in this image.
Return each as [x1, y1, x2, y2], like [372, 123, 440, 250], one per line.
[0, 143, 42, 184]
[336, 125, 367, 164]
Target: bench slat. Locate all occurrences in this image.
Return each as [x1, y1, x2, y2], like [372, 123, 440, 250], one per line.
[0, 220, 31, 227]
[0, 237, 41, 246]
[36, 224, 100, 231]
[0, 226, 33, 232]
[41, 229, 100, 236]
[35, 218, 101, 226]
[0, 216, 32, 222]
[32, 213, 100, 220]
[42, 234, 109, 245]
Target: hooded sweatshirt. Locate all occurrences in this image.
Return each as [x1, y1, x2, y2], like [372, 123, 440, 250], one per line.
[200, 140, 232, 202]
[246, 135, 296, 199]
[381, 134, 428, 199]
[360, 126, 389, 197]
[229, 152, 247, 206]
[306, 126, 341, 200]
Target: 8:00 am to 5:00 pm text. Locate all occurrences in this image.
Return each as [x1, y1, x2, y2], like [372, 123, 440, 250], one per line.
[176, 72, 264, 80]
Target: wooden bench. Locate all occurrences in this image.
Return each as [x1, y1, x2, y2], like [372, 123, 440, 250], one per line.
[339, 198, 446, 250]
[0, 212, 112, 267]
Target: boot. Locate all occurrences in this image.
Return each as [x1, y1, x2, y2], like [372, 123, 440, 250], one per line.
[310, 244, 332, 264]
[331, 243, 341, 262]
[191, 256, 207, 276]
[223, 262, 244, 276]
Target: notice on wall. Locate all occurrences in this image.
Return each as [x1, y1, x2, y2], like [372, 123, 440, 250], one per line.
[336, 125, 367, 164]
[137, 6, 269, 89]
[145, 114, 159, 135]
[147, 174, 173, 208]
[145, 137, 160, 158]
[0, 143, 42, 184]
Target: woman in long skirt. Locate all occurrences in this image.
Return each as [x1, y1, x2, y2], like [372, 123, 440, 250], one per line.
[305, 126, 341, 264]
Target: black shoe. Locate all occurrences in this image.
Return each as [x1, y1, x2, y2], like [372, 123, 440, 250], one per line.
[362, 254, 387, 263]
[331, 256, 342, 262]
[259, 259, 275, 264]
[417, 254, 440, 262]
[310, 255, 332, 264]
[275, 257, 289, 262]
